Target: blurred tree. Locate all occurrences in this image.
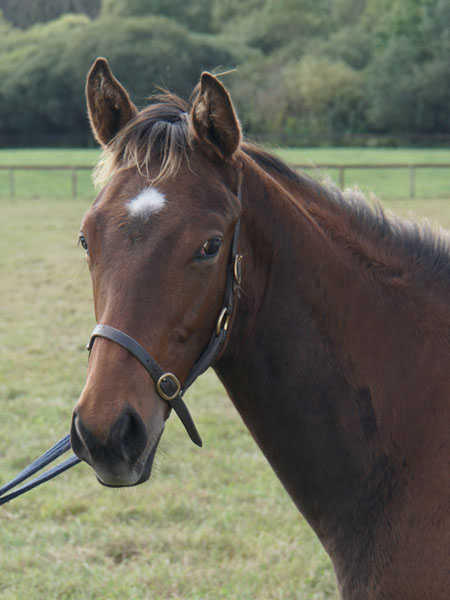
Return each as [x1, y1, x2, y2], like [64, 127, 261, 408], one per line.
[0, 15, 93, 140]
[0, 0, 449, 145]
[217, 0, 331, 55]
[284, 55, 365, 138]
[210, 0, 264, 32]
[68, 15, 239, 100]
[364, 0, 450, 135]
[100, 0, 214, 32]
[232, 52, 365, 142]
[0, 0, 100, 28]
[0, 13, 239, 143]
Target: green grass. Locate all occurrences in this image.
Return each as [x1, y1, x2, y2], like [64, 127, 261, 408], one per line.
[1, 149, 450, 599]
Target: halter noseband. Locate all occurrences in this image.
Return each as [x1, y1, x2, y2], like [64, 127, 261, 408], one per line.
[86, 213, 242, 447]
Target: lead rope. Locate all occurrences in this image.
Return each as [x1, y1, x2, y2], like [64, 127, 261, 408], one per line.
[0, 435, 81, 506]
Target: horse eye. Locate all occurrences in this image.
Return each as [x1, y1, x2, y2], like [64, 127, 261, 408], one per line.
[197, 238, 222, 259]
[78, 234, 88, 253]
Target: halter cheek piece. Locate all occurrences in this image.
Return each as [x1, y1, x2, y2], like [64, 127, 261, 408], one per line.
[86, 219, 242, 447]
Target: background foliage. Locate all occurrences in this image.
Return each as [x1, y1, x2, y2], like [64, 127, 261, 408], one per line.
[0, 0, 449, 145]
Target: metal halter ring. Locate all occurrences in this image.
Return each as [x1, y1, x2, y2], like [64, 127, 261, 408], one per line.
[234, 254, 243, 285]
[156, 372, 181, 402]
[216, 307, 230, 336]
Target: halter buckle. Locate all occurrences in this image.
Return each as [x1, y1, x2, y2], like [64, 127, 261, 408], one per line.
[156, 372, 181, 402]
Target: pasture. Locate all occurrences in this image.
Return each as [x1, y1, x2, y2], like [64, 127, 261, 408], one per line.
[1, 148, 450, 599]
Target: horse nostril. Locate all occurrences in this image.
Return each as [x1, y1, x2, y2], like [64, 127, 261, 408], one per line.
[70, 411, 90, 463]
[71, 407, 148, 467]
[111, 409, 148, 463]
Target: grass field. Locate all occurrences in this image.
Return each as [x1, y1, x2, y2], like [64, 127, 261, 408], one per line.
[1, 148, 450, 599]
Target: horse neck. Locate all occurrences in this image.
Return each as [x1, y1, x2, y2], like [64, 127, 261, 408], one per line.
[216, 160, 370, 515]
[214, 157, 450, 586]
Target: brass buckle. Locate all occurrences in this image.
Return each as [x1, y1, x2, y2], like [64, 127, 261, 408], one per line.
[233, 254, 243, 285]
[216, 307, 230, 336]
[156, 372, 181, 402]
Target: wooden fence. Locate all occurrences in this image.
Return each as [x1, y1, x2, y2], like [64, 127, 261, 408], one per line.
[292, 163, 450, 199]
[0, 165, 92, 198]
[1, 163, 450, 199]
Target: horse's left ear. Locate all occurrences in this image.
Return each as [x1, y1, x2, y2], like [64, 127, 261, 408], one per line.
[86, 57, 138, 146]
[191, 73, 241, 161]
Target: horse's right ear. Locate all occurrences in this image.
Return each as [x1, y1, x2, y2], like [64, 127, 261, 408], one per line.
[86, 57, 138, 146]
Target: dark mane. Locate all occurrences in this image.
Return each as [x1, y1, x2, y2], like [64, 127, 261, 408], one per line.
[242, 144, 450, 295]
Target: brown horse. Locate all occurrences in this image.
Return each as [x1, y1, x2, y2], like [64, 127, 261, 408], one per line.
[71, 57, 450, 599]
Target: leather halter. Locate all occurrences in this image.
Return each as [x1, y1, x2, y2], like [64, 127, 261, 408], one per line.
[86, 208, 242, 447]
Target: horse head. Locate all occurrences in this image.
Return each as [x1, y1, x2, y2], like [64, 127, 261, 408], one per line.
[71, 58, 242, 487]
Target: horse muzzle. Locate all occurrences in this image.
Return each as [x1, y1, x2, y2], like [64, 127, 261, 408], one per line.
[70, 406, 162, 487]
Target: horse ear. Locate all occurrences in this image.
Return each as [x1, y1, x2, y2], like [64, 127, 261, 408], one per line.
[86, 57, 138, 146]
[191, 72, 241, 161]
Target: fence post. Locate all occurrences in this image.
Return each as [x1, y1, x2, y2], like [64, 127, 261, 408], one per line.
[339, 167, 345, 189]
[9, 168, 15, 198]
[409, 166, 415, 199]
[71, 168, 77, 198]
